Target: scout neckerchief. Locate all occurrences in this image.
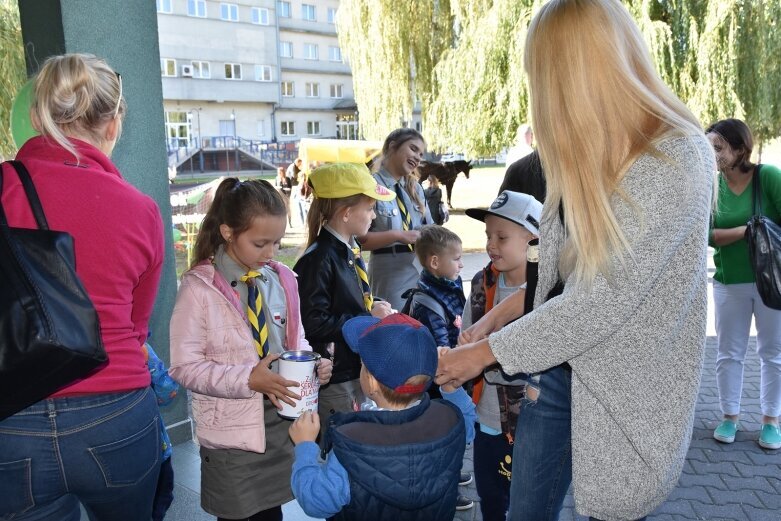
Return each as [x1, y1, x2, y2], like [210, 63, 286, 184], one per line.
[239, 271, 269, 358]
[394, 183, 415, 252]
[351, 246, 373, 311]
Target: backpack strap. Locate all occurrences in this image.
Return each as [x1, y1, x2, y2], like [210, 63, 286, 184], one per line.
[410, 291, 447, 322]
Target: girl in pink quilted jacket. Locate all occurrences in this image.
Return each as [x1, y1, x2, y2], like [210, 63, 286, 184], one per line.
[169, 178, 332, 521]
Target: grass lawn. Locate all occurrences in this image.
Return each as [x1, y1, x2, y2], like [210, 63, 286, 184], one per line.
[275, 164, 507, 265]
[173, 164, 507, 275]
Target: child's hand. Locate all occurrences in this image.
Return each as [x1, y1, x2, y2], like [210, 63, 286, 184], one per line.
[371, 300, 393, 319]
[316, 358, 333, 385]
[436, 347, 458, 393]
[289, 410, 320, 445]
[248, 353, 301, 410]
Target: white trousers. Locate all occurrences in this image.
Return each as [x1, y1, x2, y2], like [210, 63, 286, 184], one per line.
[713, 281, 781, 418]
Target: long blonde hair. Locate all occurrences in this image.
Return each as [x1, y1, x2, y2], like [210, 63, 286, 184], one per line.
[525, 0, 702, 286]
[31, 54, 125, 160]
[381, 128, 426, 210]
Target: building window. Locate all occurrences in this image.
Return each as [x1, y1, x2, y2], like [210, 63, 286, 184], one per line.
[328, 46, 342, 62]
[157, 0, 172, 13]
[327, 7, 337, 23]
[302, 4, 316, 21]
[224, 63, 242, 80]
[251, 7, 269, 24]
[257, 120, 265, 137]
[307, 121, 321, 136]
[255, 65, 272, 82]
[281, 121, 295, 136]
[305, 82, 319, 97]
[165, 111, 191, 148]
[192, 60, 210, 78]
[415, 121, 422, 132]
[220, 3, 239, 21]
[161, 58, 177, 77]
[187, 0, 206, 17]
[303, 43, 318, 60]
[281, 81, 294, 97]
[330, 84, 343, 98]
[277, 1, 291, 18]
[279, 41, 293, 58]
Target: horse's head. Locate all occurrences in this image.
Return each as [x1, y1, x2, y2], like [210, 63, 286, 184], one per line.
[453, 159, 472, 179]
[416, 161, 434, 183]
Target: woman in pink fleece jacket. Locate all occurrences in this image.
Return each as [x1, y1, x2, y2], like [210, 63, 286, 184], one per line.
[0, 54, 164, 521]
[169, 178, 332, 521]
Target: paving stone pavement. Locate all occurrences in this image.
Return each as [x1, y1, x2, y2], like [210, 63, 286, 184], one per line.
[558, 337, 781, 521]
[84, 254, 780, 520]
[141, 337, 778, 521]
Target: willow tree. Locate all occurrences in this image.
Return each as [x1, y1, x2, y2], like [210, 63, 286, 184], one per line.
[425, 0, 537, 157]
[338, 0, 781, 155]
[336, 0, 454, 141]
[732, 0, 781, 148]
[0, 0, 26, 159]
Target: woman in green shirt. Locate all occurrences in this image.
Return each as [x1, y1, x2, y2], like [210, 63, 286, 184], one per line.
[706, 118, 781, 450]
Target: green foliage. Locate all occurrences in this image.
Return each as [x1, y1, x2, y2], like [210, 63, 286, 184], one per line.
[0, 0, 26, 159]
[336, 0, 454, 141]
[338, 0, 781, 154]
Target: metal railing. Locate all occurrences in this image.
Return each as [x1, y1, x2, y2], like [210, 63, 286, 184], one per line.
[167, 136, 300, 171]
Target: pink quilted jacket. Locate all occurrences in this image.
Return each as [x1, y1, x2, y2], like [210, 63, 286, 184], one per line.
[169, 260, 310, 453]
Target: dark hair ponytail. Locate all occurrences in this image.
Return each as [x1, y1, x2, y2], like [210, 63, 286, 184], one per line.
[192, 178, 286, 267]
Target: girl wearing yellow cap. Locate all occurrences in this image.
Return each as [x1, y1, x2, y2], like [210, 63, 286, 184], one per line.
[293, 163, 395, 437]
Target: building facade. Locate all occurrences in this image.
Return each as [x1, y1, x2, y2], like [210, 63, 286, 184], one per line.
[156, 0, 356, 170]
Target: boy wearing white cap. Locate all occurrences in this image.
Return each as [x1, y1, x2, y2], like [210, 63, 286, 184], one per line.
[289, 314, 477, 520]
[463, 190, 543, 521]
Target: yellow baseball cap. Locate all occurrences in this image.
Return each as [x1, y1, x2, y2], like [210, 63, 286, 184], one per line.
[308, 162, 395, 201]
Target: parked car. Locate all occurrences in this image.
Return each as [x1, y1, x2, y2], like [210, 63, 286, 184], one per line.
[440, 152, 465, 162]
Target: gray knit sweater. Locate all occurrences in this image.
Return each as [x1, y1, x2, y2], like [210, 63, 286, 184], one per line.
[489, 135, 715, 521]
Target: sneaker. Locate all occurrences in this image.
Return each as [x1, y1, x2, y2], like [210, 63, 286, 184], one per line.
[455, 495, 474, 511]
[458, 472, 473, 486]
[758, 423, 781, 450]
[713, 419, 739, 443]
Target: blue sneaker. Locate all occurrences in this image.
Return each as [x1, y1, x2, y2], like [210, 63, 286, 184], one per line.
[758, 424, 781, 450]
[713, 420, 739, 443]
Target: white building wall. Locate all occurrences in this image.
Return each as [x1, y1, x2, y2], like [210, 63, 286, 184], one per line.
[158, 0, 357, 153]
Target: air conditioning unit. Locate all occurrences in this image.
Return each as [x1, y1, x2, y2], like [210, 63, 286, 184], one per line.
[181, 64, 194, 77]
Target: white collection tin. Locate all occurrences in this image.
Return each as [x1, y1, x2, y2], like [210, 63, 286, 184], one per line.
[277, 350, 321, 419]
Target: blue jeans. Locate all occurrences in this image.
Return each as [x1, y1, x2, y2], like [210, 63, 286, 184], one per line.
[0, 388, 162, 521]
[507, 364, 573, 521]
[506, 365, 646, 521]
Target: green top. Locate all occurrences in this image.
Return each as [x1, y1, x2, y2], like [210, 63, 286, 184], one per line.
[710, 164, 781, 284]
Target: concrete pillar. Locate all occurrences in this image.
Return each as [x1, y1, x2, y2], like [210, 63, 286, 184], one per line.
[17, 0, 190, 443]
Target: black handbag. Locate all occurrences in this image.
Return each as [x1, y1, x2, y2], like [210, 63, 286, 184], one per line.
[0, 160, 107, 420]
[745, 164, 781, 310]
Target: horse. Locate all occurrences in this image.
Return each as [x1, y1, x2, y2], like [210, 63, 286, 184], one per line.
[417, 160, 472, 208]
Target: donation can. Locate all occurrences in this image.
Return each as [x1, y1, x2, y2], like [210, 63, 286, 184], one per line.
[277, 350, 321, 419]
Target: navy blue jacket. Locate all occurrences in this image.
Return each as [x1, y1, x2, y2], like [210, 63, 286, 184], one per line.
[325, 395, 466, 521]
[409, 270, 465, 347]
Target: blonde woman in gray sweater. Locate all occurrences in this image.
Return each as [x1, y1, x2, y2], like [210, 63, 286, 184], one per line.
[436, 1, 715, 520]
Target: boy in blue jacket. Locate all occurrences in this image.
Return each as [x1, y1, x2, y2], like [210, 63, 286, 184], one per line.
[402, 224, 465, 350]
[289, 313, 476, 520]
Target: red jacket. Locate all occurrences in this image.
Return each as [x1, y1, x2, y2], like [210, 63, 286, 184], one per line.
[1, 137, 164, 396]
